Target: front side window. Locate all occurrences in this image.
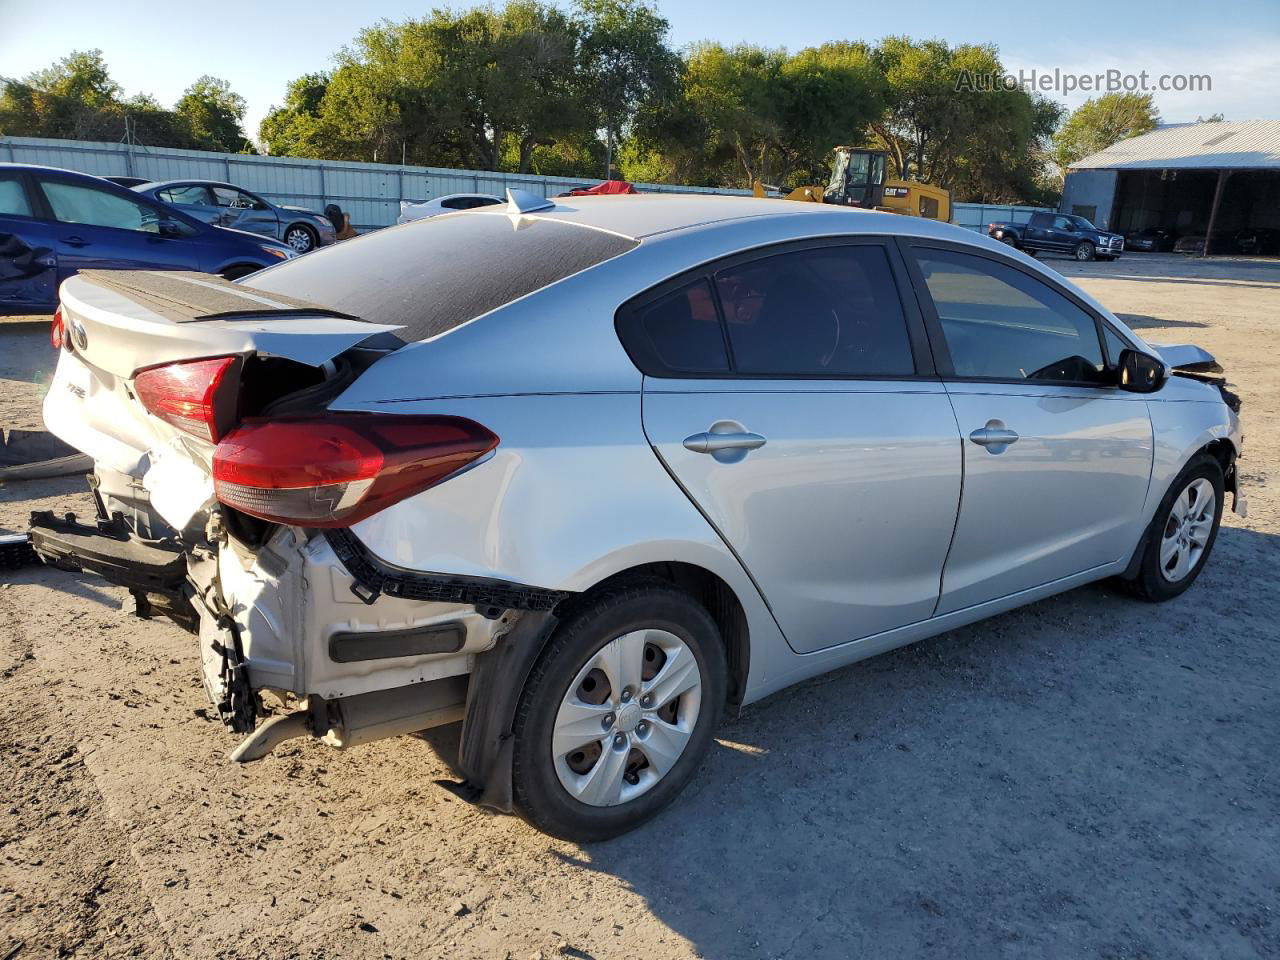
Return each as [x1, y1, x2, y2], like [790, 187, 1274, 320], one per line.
[212, 187, 264, 210]
[714, 245, 915, 377]
[39, 180, 163, 233]
[915, 248, 1106, 384]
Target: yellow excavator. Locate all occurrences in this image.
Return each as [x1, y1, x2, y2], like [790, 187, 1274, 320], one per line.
[752, 146, 952, 222]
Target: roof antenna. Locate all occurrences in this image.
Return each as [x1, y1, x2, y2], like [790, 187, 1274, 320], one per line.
[506, 188, 555, 215]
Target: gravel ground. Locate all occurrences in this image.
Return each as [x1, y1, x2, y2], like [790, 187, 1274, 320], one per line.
[1, 254, 1276, 960]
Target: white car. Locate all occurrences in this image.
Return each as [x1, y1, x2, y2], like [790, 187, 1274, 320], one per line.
[34, 191, 1244, 842]
[397, 193, 503, 223]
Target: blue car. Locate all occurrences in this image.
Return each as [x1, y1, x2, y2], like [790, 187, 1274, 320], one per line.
[0, 163, 296, 315]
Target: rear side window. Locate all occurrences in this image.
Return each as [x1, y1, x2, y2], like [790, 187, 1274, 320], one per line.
[244, 213, 638, 341]
[0, 175, 33, 217]
[915, 248, 1106, 383]
[714, 245, 914, 377]
[158, 184, 213, 206]
[618, 242, 916, 379]
[633, 279, 729, 373]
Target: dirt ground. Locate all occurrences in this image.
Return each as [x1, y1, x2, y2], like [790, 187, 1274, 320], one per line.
[1, 253, 1277, 960]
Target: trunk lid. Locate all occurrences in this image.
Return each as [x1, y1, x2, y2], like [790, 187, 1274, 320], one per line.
[44, 270, 404, 533]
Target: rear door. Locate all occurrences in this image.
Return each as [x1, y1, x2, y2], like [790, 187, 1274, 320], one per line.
[0, 169, 57, 312]
[635, 239, 962, 653]
[33, 175, 201, 280]
[904, 242, 1152, 614]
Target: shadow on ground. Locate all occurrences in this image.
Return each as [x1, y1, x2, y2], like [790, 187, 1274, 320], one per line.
[546, 525, 1279, 959]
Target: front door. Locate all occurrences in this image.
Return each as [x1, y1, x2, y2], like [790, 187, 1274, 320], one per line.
[632, 240, 962, 653]
[906, 243, 1153, 614]
[211, 187, 278, 239]
[0, 170, 57, 312]
[35, 177, 202, 282]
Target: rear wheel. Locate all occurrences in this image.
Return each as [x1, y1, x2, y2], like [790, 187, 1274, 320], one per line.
[1122, 454, 1224, 602]
[512, 583, 727, 842]
[1074, 240, 1096, 261]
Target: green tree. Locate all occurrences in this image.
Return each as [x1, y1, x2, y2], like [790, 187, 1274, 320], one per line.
[175, 76, 250, 152]
[576, 0, 680, 177]
[1052, 92, 1159, 170]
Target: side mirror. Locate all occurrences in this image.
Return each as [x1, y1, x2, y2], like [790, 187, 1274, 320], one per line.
[157, 219, 184, 238]
[1117, 348, 1167, 393]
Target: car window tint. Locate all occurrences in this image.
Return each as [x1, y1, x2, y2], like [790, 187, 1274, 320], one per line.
[243, 212, 638, 341]
[439, 197, 468, 209]
[714, 245, 915, 377]
[633, 279, 729, 373]
[916, 248, 1106, 383]
[40, 180, 161, 233]
[0, 176, 32, 217]
[159, 185, 212, 206]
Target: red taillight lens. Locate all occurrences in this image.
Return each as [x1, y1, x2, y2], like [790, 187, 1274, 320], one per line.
[133, 356, 241, 442]
[51, 308, 64, 350]
[212, 414, 498, 528]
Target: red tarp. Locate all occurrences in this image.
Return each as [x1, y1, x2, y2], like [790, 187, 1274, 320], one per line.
[559, 180, 639, 197]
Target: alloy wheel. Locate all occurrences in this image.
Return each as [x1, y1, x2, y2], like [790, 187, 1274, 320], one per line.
[1159, 477, 1216, 582]
[285, 227, 314, 252]
[551, 629, 703, 807]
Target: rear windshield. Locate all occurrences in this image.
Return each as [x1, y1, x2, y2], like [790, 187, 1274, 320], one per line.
[242, 213, 638, 341]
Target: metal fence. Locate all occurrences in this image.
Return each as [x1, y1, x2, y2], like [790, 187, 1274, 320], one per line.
[1, 135, 1048, 232]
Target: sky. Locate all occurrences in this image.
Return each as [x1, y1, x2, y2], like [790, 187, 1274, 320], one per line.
[3, 0, 1279, 146]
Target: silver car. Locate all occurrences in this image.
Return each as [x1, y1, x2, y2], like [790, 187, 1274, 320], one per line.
[36, 193, 1245, 841]
[135, 180, 336, 253]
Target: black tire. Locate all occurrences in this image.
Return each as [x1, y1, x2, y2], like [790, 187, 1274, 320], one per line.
[512, 582, 727, 842]
[1074, 240, 1096, 261]
[1121, 453, 1224, 602]
[283, 223, 317, 253]
[219, 264, 259, 281]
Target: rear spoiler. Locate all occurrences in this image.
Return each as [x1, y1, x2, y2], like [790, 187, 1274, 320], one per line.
[59, 271, 405, 377]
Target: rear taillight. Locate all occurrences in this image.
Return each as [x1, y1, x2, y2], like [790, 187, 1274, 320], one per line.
[212, 414, 498, 528]
[133, 356, 241, 442]
[51, 308, 64, 350]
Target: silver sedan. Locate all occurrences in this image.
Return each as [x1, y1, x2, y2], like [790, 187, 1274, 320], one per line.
[40, 193, 1244, 841]
[135, 179, 336, 252]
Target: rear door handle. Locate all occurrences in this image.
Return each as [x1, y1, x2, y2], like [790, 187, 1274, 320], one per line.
[683, 422, 767, 463]
[969, 420, 1019, 454]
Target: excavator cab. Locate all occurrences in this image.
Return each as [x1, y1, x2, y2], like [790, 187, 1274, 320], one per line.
[825, 148, 887, 207]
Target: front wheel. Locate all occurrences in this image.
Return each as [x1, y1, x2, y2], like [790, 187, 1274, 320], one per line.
[1074, 240, 1096, 261]
[283, 224, 316, 253]
[1122, 454, 1224, 602]
[512, 583, 727, 842]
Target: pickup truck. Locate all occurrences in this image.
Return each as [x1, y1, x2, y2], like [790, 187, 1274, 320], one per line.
[988, 212, 1125, 261]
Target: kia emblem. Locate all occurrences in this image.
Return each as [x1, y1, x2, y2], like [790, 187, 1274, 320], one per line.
[70, 319, 88, 351]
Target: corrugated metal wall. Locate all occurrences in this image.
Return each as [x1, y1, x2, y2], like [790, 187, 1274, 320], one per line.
[1, 135, 1048, 231]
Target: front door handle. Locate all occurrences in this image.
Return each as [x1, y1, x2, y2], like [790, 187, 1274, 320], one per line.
[683, 420, 766, 463]
[969, 420, 1019, 454]
[61, 235, 90, 247]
